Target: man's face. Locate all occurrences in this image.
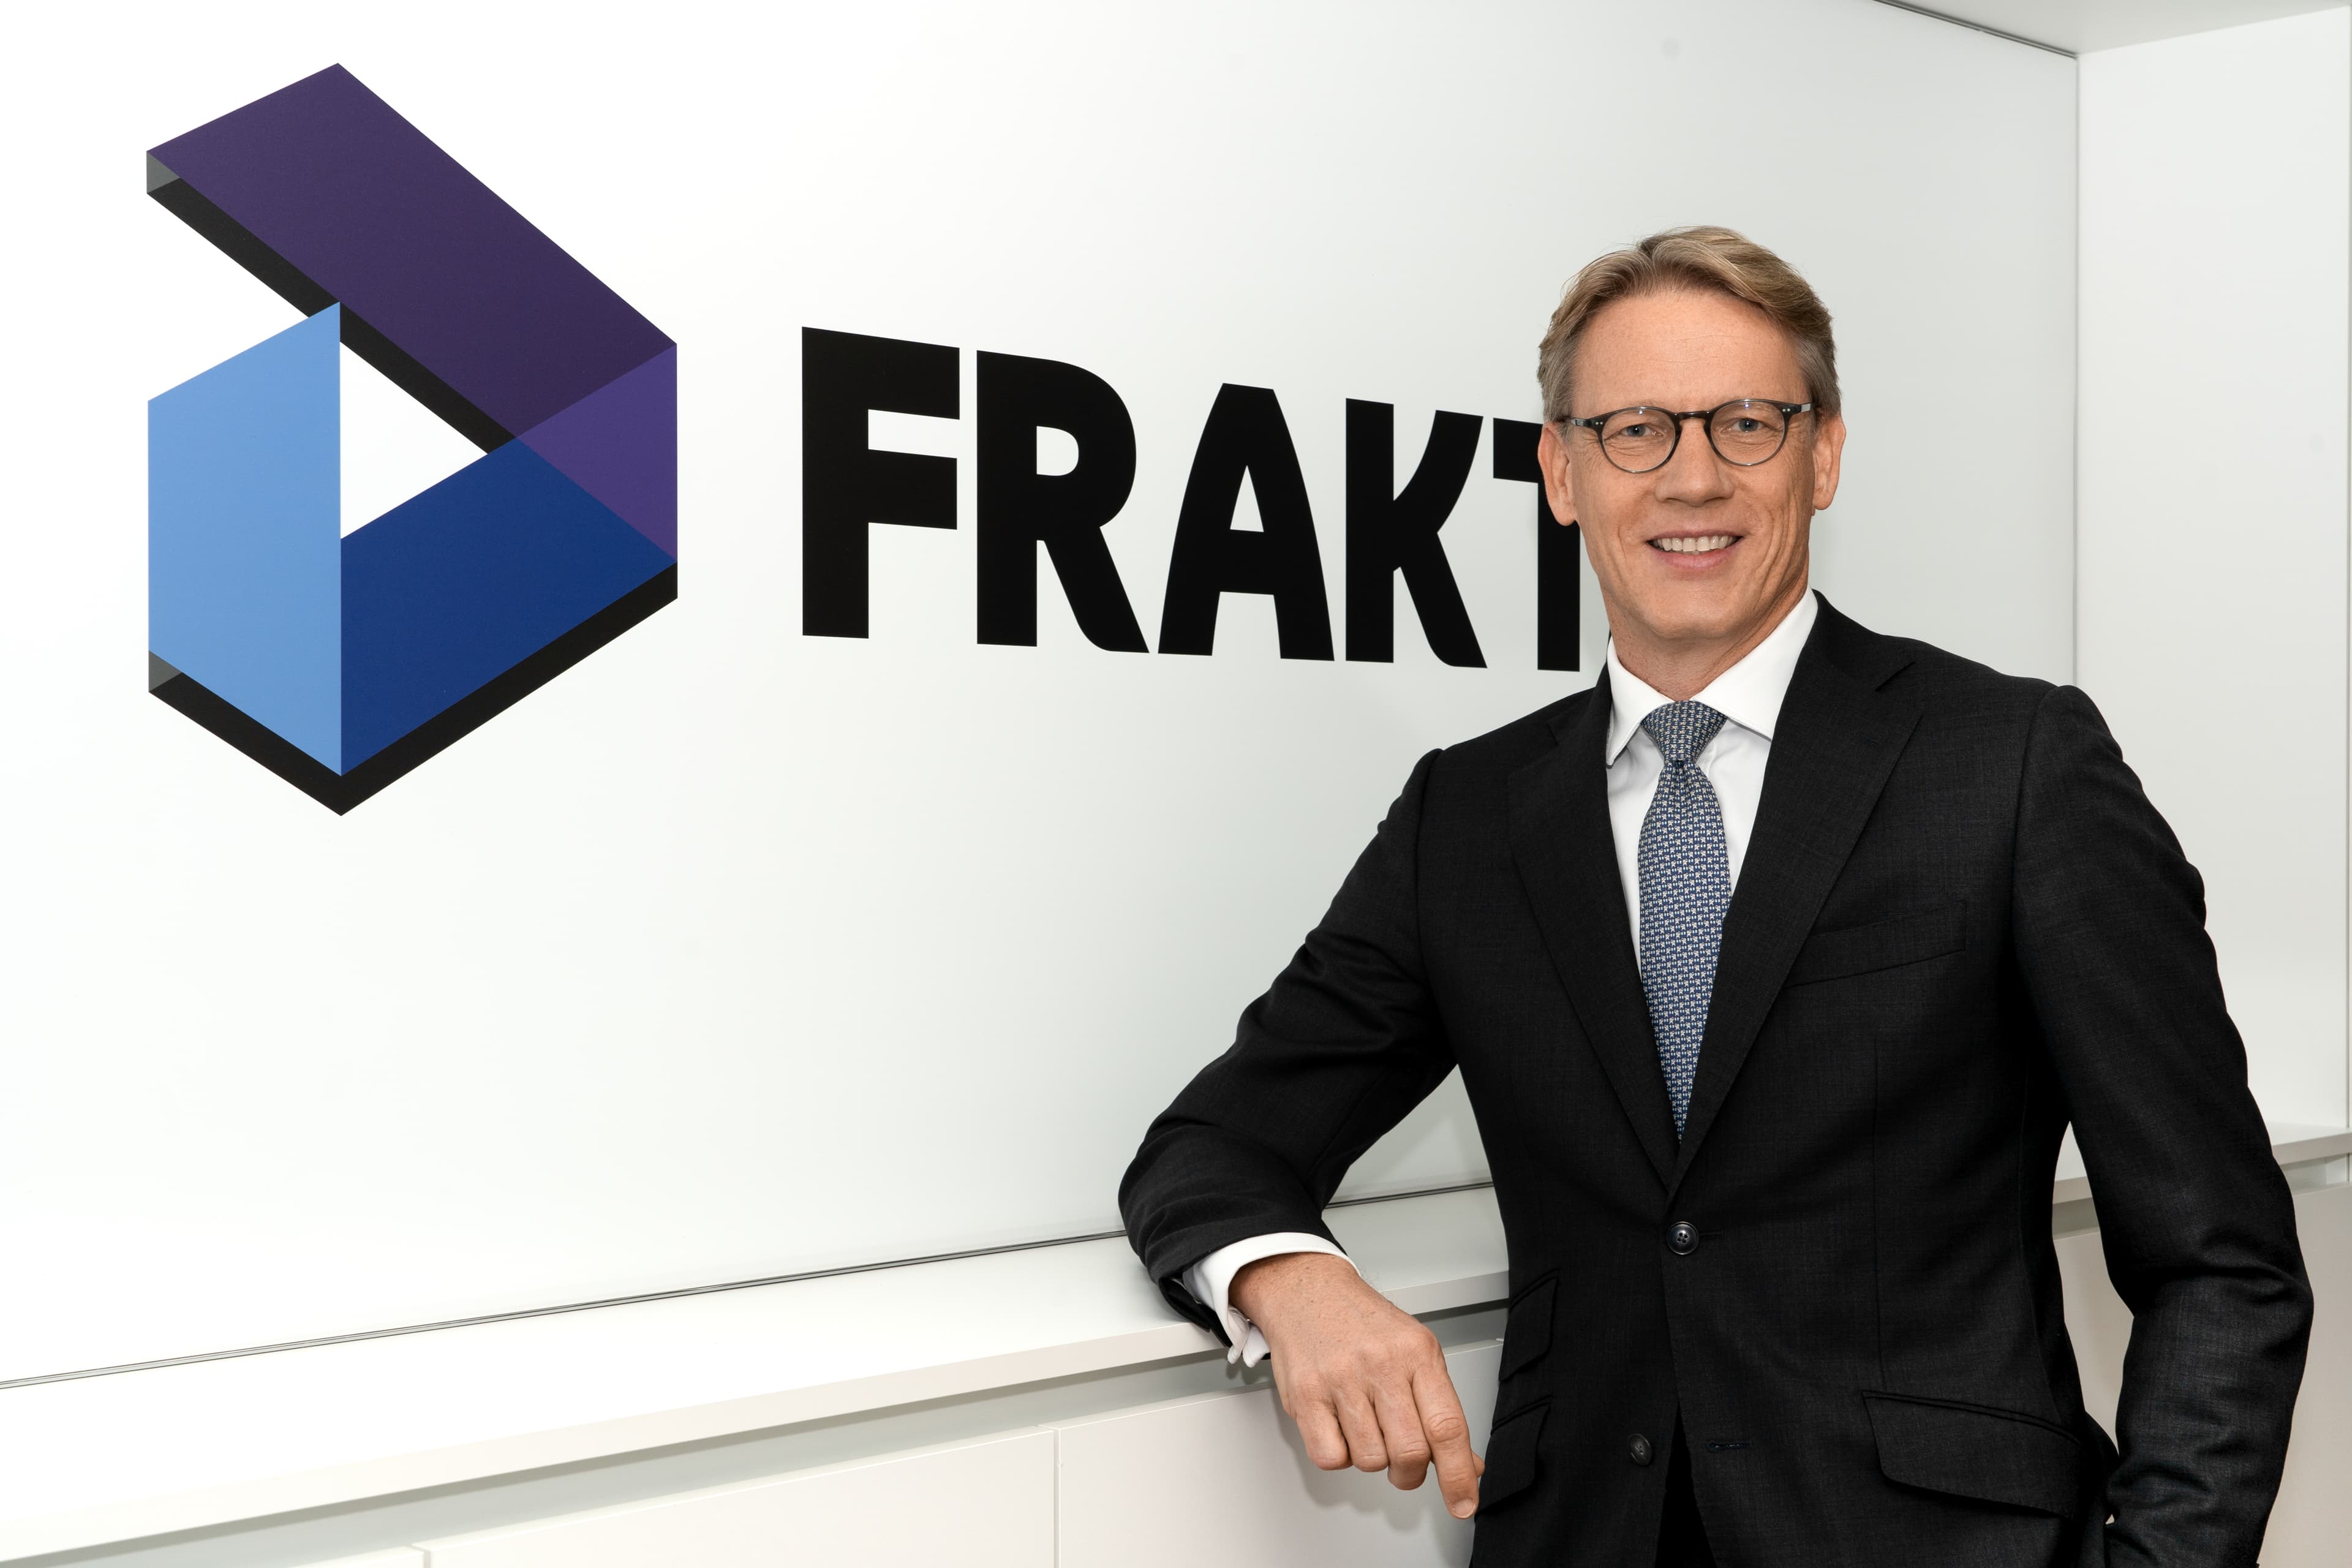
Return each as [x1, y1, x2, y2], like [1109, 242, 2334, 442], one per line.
[1537, 288, 1845, 660]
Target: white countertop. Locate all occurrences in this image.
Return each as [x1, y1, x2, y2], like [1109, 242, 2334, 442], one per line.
[1, 1128, 2342, 1561]
[0, 1188, 1505, 1559]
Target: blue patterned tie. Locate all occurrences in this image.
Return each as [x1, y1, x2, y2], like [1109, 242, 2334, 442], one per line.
[1638, 701, 1732, 1137]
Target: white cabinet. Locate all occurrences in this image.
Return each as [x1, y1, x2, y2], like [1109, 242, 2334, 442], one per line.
[1054, 1342, 1502, 1568]
[418, 1430, 1052, 1567]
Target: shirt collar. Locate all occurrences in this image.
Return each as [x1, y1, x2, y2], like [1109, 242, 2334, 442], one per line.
[1603, 590, 1819, 765]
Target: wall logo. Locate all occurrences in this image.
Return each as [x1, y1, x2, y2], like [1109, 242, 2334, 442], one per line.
[147, 65, 676, 813]
[799, 330, 1583, 671]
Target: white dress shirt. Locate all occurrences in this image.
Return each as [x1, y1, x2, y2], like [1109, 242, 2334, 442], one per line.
[1182, 591, 1820, 1366]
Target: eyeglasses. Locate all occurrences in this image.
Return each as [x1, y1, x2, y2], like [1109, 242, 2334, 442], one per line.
[1558, 399, 1814, 474]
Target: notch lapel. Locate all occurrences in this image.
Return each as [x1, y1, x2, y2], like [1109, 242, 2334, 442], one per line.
[1669, 602, 1921, 1188]
[1509, 672, 1679, 1188]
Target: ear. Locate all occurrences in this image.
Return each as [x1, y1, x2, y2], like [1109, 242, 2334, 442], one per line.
[1537, 421, 1578, 526]
[1810, 410, 1847, 511]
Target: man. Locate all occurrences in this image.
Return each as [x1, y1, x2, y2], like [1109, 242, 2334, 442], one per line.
[1119, 228, 2312, 1567]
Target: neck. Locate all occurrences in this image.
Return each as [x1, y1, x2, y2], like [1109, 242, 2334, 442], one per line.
[1609, 581, 1807, 701]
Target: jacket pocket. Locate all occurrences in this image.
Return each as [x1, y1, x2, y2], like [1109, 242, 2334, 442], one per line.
[1499, 1274, 1556, 1379]
[1478, 1400, 1547, 1511]
[1786, 901, 1966, 986]
[1864, 1390, 2083, 1518]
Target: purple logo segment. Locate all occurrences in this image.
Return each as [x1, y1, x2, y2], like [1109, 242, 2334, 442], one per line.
[147, 65, 676, 812]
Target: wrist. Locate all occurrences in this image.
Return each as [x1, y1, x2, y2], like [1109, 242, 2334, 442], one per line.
[1231, 1248, 1360, 1320]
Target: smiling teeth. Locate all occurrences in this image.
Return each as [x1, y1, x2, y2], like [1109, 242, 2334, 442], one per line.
[1654, 535, 1735, 553]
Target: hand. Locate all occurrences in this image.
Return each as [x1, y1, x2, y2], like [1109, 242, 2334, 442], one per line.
[1231, 1251, 1486, 1517]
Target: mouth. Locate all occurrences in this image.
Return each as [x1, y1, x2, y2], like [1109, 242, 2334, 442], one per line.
[1648, 532, 1741, 559]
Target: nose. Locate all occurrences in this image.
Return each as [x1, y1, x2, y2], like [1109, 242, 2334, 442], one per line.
[1654, 413, 1735, 502]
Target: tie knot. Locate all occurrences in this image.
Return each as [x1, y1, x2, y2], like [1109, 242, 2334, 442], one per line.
[1641, 701, 1728, 766]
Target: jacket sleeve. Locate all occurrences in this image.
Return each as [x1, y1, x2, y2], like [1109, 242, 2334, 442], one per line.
[2011, 684, 2312, 1566]
[1118, 748, 1458, 1334]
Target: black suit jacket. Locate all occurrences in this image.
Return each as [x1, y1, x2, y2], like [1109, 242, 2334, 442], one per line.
[1120, 597, 2311, 1567]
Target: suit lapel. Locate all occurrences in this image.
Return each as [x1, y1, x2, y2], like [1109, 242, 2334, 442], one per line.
[1509, 671, 1679, 1188]
[1669, 599, 1921, 1188]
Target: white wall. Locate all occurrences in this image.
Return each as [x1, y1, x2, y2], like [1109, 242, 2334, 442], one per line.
[2076, 8, 2351, 1130]
[0, 0, 2078, 1382]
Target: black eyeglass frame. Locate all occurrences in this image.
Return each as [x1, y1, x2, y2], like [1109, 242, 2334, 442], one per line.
[1558, 399, 1815, 474]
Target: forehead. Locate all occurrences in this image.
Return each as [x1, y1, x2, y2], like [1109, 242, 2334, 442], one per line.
[1574, 287, 1804, 410]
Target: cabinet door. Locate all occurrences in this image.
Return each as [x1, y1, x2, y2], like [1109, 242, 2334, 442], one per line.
[422, 1430, 1052, 1567]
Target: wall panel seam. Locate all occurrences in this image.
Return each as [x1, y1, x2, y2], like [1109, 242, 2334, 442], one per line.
[1868, 0, 2074, 56]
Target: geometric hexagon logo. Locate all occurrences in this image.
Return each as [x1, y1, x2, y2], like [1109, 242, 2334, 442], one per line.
[147, 65, 676, 813]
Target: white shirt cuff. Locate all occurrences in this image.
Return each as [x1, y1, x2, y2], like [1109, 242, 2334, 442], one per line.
[1180, 1232, 1355, 1367]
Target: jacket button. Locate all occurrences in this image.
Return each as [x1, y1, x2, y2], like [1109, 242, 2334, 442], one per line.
[1667, 1221, 1700, 1256]
[1627, 1433, 1654, 1466]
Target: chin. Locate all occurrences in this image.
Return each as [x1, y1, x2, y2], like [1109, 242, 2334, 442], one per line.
[1629, 590, 1754, 643]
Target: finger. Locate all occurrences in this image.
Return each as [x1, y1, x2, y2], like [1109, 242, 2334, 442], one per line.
[1371, 1381, 1433, 1491]
[1292, 1393, 1354, 1472]
[1413, 1364, 1482, 1518]
[1334, 1390, 1390, 1472]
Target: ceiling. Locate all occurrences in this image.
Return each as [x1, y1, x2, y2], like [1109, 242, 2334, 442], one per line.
[1884, 0, 2346, 52]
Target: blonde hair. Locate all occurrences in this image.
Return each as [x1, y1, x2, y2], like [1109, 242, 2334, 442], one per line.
[1537, 226, 1839, 421]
